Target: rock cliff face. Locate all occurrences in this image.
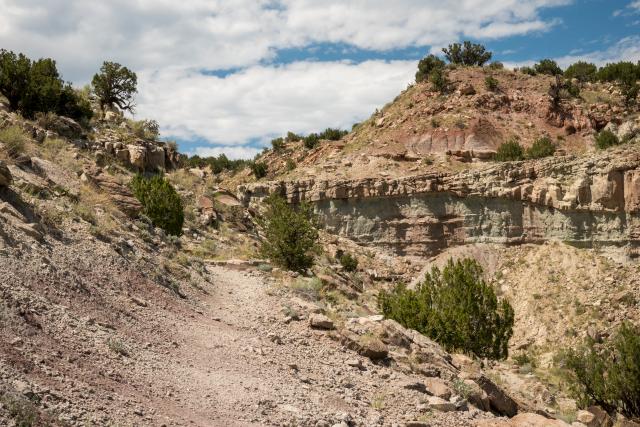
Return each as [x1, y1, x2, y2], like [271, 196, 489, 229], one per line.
[239, 145, 640, 257]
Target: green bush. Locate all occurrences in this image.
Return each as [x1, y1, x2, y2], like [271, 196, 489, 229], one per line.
[184, 153, 247, 174]
[319, 128, 348, 141]
[250, 161, 268, 179]
[271, 137, 285, 152]
[595, 130, 620, 150]
[286, 131, 301, 142]
[286, 158, 296, 171]
[0, 49, 93, 121]
[488, 61, 504, 70]
[0, 125, 30, 157]
[564, 61, 597, 82]
[534, 59, 563, 76]
[303, 133, 320, 149]
[130, 119, 159, 140]
[520, 66, 537, 76]
[442, 41, 492, 66]
[596, 61, 640, 84]
[416, 54, 446, 83]
[494, 138, 524, 161]
[596, 62, 640, 106]
[130, 175, 184, 236]
[526, 137, 555, 159]
[429, 68, 449, 93]
[562, 322, 640, 417]
[258, 194, 319, 272]
[622, 83, 639, 107]
[378, 258, 514, 359]
[92, 61, 137, 113]
[485, 76, 499, 92]
[339, 252, 358, 272]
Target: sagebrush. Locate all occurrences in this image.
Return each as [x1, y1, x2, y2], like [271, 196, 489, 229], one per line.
[258, 194, 319, 272]
[378, 258, 514, 360]
[562, 322, 640, 418]
[130, 174, 184, 236]
[494, 138, 524, 161]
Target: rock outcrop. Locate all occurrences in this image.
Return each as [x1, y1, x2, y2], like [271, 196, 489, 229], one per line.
[81, 168, 142, 218]
[0, 161, 12, 187]
[239, 145, 640, 257]
[94, 129, 180, 172]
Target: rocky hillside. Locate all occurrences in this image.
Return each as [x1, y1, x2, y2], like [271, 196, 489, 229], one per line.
[1, 62, 639, 427]
[0, 102, 599, 427]
[238, 67, 639, 184]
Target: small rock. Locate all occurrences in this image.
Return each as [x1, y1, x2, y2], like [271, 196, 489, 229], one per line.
[345, 359, 363, 369]
[358, 337, 388, 361]
[427, 396, 456, 412]
[130, 297, 148, 307]
[309, 314, 335, 330]
[575, 410, 595, 425]
[424, 378, 452, 400]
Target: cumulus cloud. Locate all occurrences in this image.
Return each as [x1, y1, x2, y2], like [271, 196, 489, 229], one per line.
[0, 0, 570, 80]
[137, 60, 416, 149]
[553, 35, 640, 68]
[0, 0, 573, 157]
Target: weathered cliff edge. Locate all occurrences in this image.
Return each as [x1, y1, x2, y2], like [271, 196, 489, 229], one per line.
[238, 146, 640, 257]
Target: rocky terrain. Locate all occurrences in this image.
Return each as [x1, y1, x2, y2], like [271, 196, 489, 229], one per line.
[240, 139, 640, 258]
[235, 67, 637, 186]
[1, 65, 640, 427]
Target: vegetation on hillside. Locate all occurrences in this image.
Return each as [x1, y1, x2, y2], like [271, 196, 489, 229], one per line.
[595, 129, 621, 150]
[415, 54, 446, 83]
[182, 154, 248, 173]
[494, 138, 524, 162]
[534, 59, 563, 76]
[526, 136, 556, 159]
[91, 61, 138, 113]
[130, 174, 184, 236]
[0, 49, 92, 121]
[561, 322, 640, 418]
[339, 252, 358, 272]
[442, 41, 492, 66]
[378, 258, 514, 360]
[258, 194, 319, 272]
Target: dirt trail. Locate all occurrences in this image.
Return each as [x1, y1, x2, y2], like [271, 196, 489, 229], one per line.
[147, 266, 481, 427]
[155, 266, 376, 426]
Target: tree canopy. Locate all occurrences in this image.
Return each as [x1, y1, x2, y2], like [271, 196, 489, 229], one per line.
[91, 61, 138, 113]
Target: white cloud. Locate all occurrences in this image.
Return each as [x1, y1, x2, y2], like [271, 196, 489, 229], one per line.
[0, 0, 570, 81]
[0, 0, 573, 158]
[137, 60, 416, 151]
[553, 35, 640, 67]
[192, 145, 262, 160]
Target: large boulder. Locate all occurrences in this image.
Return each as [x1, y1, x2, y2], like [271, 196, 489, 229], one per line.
[0, 161, 12, 187]
[127, 145, 146, 170]
[309, 313, 335, 330]
[147, 145, 166, 171]
[475, 374, 519, 417]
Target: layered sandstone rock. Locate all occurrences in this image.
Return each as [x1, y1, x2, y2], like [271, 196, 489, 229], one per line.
[239, 145, 640, 257]
[95, 129, 179, 171]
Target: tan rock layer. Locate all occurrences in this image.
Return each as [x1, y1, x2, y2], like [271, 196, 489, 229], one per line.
[239, 146, 640, 257]
[240, 146, 640, 214]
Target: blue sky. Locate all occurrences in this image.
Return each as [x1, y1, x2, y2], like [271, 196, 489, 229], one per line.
[1, 0, 639, 158]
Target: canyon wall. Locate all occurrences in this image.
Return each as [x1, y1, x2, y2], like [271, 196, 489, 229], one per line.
[238, 145, 640, 257]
